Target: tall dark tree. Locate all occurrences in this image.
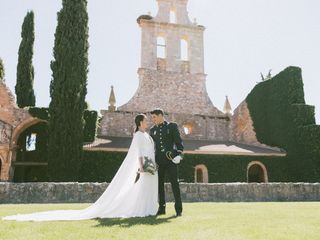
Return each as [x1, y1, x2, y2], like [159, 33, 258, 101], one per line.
[48, 0, 89, 181]
[0, 58, 4, 81]
[15, 11, 36, 107]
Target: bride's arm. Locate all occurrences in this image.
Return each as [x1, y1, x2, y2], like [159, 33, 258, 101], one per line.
[139, 157, 144, 172]
[134, 133, 145, 172]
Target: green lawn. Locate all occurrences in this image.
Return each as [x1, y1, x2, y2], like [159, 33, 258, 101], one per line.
[0, 202, 320, 240]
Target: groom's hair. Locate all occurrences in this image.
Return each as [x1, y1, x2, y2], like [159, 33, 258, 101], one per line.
[150, 108, 164, 116]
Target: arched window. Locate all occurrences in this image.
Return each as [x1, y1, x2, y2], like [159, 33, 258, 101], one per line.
[157, 36, 166, 58]
[183, 123, 193, 135]
[247, 161, 268, 183]
[194, 164, 209, 183]
[180, 39, 188, 61]
[26, 133, 37, 151]
[170, 10, 176, 23]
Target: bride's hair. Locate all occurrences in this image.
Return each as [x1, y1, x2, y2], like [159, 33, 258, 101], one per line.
[135, 114, 146, 132]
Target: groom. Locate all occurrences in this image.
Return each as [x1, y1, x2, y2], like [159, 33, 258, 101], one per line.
[150, 108, 184, 217]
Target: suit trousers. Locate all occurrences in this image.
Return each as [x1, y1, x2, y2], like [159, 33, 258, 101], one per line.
[157, 161, 182, 214]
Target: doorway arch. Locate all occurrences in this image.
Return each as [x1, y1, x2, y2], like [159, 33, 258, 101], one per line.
[247, 161, 268, 183]
[10, 118, 48, 182]
[194, 164, 209, 183]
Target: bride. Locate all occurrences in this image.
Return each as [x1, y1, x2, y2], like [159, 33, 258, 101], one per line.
[2, 114, 158, 221]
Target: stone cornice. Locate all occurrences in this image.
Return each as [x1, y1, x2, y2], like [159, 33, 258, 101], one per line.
[139, 19, 205, 32]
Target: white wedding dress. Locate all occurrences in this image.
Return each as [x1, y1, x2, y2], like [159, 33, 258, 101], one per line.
[2, 131, 158, 221]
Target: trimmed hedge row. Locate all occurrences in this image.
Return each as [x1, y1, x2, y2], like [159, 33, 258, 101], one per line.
[298, 125, 320, 159]
[246, 66, 320, 181]
[14, 149, 288, 183]
[80, 151, 288, 183]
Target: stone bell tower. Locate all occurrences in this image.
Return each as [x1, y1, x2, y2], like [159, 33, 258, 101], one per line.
[99, 0, 230, 140]
[118, 0, 222, 115]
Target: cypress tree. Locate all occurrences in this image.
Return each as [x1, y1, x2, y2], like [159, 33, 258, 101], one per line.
[15, 11, 36, 107]
[48, 0, 89, 181]
[0, 58, 4, 81]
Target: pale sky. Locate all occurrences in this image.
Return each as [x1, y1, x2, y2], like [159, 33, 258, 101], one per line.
[0, 0, 319, 124]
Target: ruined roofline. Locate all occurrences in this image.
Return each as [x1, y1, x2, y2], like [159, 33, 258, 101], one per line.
[101, 109, 227, 119]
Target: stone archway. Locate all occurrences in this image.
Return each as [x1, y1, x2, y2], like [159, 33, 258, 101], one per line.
[1, 80, 46, 181]
[194, 164, 209, 183]
[8, 118, 46, 181]
[247, 161, 268, 183]
[11, 118, 45, 147]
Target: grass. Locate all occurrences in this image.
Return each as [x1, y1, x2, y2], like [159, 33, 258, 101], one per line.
[0, 202, 320, 240]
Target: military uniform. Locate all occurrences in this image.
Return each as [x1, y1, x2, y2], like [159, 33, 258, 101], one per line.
[150, 121, 184, 215]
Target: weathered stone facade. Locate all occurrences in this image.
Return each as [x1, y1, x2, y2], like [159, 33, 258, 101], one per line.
[99, 110, 231, 140]
[119, 0, 221, 115]
[118, 69, 221, 115]
[1, 182, 320, 203]
[0, 81, 42, 181]
[99, 0, 234, 140]
[99, 0, 267, 147]
[231, 101, 261, 146]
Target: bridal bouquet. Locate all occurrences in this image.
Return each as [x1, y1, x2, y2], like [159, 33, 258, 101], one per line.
[135, 156, 158, 183]
[142, 156, 158, 175]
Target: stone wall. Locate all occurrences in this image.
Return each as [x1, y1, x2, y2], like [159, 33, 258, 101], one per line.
[230, 101, 281, 151]
[118, 0, 221, 116]
[231, 101, 258, 145]
[0, 81, 44, 181]
[99, 110, 230, 141]
[1, 182, 320, 203]
[118, 68, 222, 116]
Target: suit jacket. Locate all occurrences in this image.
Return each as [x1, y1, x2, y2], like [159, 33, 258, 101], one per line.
[150, 121, 184, 165]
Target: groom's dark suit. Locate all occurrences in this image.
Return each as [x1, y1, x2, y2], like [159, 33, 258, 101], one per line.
[150, 121, 184, 215]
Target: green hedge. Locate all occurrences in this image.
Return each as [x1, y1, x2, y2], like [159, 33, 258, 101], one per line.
[246, 66, 320, 181]
[290, 104, 315, 127]
[80, 151, 127, 182]
[298, 125, 320, 157]
[13, 166, 48, 182]
[0, 58, 5, 80]
[80, 151, 288, 183]
[246, 66, 307, 150]
[83, 110, 98, 142]
[28, 107, 50, 121]
[27, 107, 98, 143]
[13, 107, 98, 182]
[14, 148, 289, 183]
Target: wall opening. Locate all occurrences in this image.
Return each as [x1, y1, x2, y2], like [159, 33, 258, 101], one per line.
[13, 122, 48, 182]
[195, 164, 209, 183]
[247, 161, 268, 183]
[183, 123, 193, 135]
[170, 10, 176, 23]
[157, 36, 166, 59]
[26, 133, 37, 152]
[180, 39, 188, 61]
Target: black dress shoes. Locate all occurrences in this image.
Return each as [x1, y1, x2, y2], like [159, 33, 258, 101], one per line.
[176, 212, 182, 217]
[156, 209, 166, 215]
